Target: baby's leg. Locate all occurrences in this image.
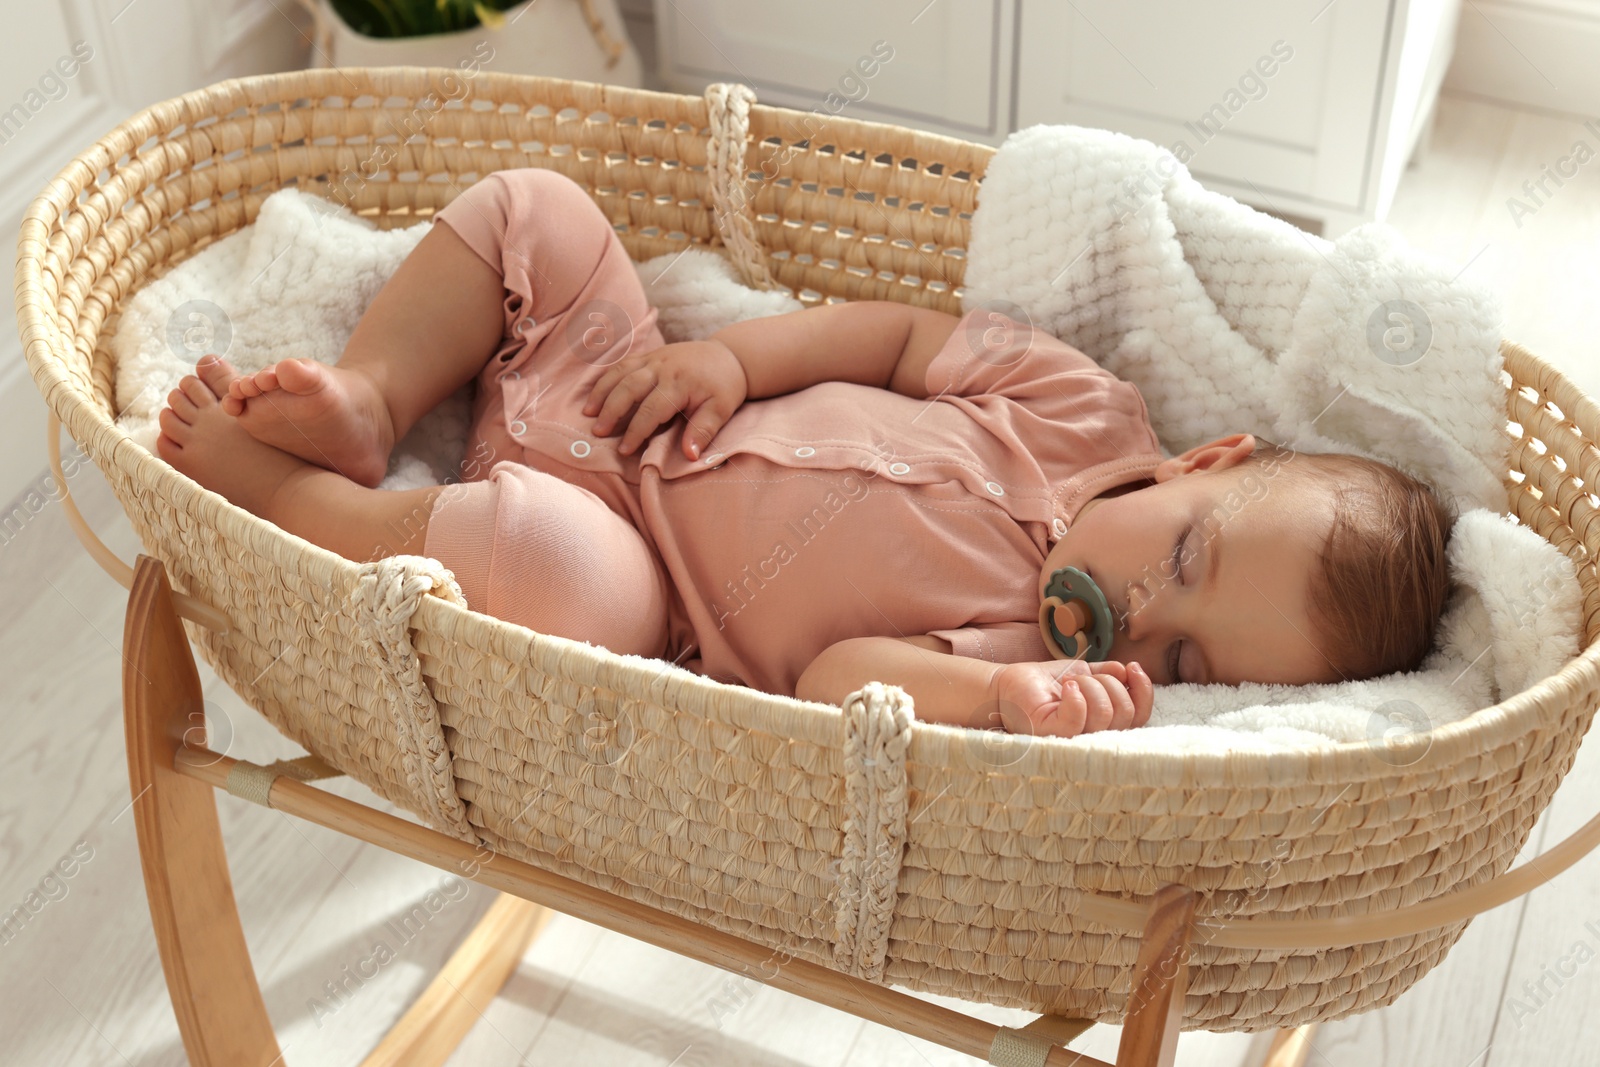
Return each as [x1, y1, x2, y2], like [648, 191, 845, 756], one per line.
[271, 467, 443, 564]
[223, 168, 622, 488]
[219, 218, 506, 487]
[267, 455, 674, 658]
[158, 361, 443, 560]
[422, 460, 671, 658]
[161, 362, 670, 658]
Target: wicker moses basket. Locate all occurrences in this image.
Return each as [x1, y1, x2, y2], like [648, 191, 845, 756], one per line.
[18, 67, 1600, 1067]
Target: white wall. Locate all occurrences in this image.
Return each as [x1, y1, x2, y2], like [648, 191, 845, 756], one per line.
[1, 0, 311, 514]
[1443, 0, 1600, 116]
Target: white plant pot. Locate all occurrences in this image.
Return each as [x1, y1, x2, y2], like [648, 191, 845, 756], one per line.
[297, 0, 644, 87]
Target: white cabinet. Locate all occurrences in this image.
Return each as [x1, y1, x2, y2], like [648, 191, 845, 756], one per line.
[656, 0, 1016, 141]
[1014, 2, 1385, 228]
[653, 0, 1460, 237]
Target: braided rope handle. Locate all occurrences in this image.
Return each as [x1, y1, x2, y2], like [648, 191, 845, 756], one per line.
[832, 682, 915, 981]
[703, 82, 782, 292]
[354, 555, 481, 844]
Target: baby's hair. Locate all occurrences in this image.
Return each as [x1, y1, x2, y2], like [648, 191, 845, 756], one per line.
[1232, 439, 1458, 684]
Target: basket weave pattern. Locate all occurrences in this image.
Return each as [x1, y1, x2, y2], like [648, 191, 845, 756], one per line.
[18, 68, 1600, 1031]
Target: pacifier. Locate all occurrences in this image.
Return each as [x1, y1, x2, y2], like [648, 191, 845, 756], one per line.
[1038, 566, 1115, 662]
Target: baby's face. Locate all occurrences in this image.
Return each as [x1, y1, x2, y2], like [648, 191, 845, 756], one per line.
[1039, 435, 1340, 686]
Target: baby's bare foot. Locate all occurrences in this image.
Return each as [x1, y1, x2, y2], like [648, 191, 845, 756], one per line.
[156, 367, 321, 523]
[210, 354, 395, 488]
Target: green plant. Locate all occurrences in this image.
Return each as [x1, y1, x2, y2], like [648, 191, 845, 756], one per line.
[327, 0, 526, 37]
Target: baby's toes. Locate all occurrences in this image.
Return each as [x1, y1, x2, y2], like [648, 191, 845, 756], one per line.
[166, 383, 197, 420]
[273, 357, 323, 393]
[195, 354, 240, 400]
[178, 373, 218, 407]
[158, 405, 190, 439]
[155, 429, 182, 464]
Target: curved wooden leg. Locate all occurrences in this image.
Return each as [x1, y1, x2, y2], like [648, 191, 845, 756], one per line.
[1259, 1024, 1317, 1067]
[1116, 884, 1197, 1067]
[125, 555, 282, 1066]
[360, 893, 552, 1067]
[127, 555, 554, 1066]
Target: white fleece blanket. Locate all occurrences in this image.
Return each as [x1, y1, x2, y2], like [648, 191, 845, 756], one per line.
[110, 147, 1582, 753]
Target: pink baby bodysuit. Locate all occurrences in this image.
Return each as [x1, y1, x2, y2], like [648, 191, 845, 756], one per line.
[629, 306, 1167, 695]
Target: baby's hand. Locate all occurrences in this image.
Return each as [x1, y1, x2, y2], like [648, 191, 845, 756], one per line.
[582, 338, 749, 460]
[988, 658, 1153, 738]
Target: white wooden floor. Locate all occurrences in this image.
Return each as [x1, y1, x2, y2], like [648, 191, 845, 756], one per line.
[3, 90, 1598, 1067]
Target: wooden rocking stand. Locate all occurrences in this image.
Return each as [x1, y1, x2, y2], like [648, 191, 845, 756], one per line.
[123, 553, 1320, 1067]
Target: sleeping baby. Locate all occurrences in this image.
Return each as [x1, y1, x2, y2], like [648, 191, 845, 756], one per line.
[152, 167, 1457, 739]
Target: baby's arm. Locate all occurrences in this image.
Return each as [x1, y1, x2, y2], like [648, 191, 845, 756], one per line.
[713, 300, 959, 400]
[796, 635, 1001, 728]
[796, 636, 1152, 736]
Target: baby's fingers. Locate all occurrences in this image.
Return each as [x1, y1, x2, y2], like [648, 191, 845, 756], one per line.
[1126, 662, 1153, 727]
[1073, 672, 1116, 733]
[587, 367, 648, 436]
[619, 381, 690, 455]
[582, 364, 623, 419]
[1087, 660, 1153, 729]
[1081, 672, 1139, 733]
[1086, 659, 1127, 682]
[683, 394, 735, 460]
[1044, 679, 1088, 738]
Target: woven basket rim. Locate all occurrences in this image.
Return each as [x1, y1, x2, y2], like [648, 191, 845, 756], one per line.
[17, 66, 1600, 791]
